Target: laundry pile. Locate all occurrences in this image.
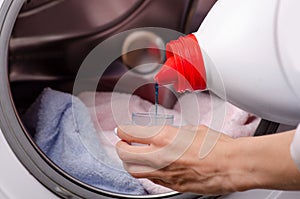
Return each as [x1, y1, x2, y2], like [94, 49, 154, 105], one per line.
[22, 88, 147, 195]
[22, 88, 260, 195]
[78, 90, 260, 138]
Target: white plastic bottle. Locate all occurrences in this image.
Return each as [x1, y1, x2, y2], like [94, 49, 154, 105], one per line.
[155, 0, 300, 125]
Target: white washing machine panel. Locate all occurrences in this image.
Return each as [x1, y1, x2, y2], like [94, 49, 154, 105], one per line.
[0, 129, 58, 199]
[221, 189, 300, 199]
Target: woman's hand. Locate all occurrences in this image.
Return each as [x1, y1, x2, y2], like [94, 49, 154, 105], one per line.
[116, 125, 300, 195]
[116, 125, 248, 195]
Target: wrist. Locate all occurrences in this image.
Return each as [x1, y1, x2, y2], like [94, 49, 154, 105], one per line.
[220, 136, 262, 192]
[204, 133, 258, 192]
[233, 131, 300, 191]
[231, 136, 268, 191]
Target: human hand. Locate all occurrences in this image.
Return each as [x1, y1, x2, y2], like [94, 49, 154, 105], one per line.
[116, 125, 244, 195]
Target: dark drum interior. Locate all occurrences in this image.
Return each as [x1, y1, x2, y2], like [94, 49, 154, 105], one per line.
[9, 0, 217, 114]
[6, 0, 218, 198]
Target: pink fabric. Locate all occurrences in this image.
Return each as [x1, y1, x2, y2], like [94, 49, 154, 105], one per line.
[173, 92, 260, 138]
[78, 91, 260, 194]
[78, 92, 182, 131]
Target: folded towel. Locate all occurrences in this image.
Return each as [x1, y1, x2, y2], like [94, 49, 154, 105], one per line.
[22, 88, 146, 195]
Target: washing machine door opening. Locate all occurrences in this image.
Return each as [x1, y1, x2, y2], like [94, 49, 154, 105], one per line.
[1, 0, 220, 198]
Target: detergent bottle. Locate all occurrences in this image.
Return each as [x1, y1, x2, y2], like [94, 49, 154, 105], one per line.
[155, 0, 300, 125]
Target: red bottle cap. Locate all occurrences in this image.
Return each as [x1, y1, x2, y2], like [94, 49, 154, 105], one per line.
[155, 34, 206, 92]
[154, 57, 177, 85]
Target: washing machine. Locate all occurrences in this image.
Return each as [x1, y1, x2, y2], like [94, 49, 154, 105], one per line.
[1, 0, 300, 199]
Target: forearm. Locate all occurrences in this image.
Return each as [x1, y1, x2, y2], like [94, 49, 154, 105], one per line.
[117, 125, 300, 195]
[233, 130, 300, 191]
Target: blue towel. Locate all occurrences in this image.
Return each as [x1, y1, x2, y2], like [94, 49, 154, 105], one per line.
[23, 88, 146, 195]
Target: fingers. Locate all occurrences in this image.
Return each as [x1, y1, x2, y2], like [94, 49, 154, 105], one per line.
[117, 139, 171, 170]
[122, 163, 166, 178]
[116, 141, 168, 177]
[116, 125, 174, 170]
[116, 125, 202, 167]
[115, 124, 233, 195]
[117, 125, 164, 144]
[150, 178, 173, 187]
[116, 140, 151, 164]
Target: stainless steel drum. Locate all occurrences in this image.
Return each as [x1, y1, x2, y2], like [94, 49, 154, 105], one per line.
[0, 0, 218, 198]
